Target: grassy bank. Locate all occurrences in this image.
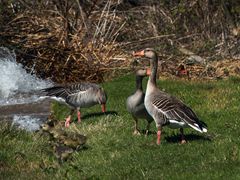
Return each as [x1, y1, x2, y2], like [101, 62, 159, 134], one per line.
[1, 75, 240, 179]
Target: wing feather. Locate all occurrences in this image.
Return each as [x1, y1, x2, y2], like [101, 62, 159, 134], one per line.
[151, 94, 206, 132]
[42, 82, 99, 100]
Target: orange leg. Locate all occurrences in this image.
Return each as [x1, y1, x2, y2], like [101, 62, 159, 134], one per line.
[157, 127, 162, 145]
[65, 115, 71, 128]
[77, 110, 81, 123]
[101, 104, 106, 113]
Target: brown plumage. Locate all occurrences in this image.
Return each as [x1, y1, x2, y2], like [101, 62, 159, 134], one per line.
[133, 48, 207, 144]
[42, 82, 107, 127]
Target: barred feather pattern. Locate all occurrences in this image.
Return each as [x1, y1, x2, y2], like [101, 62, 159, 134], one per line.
[147, 90, 206, 132]
[135, 48, 207, 137]
[42, 82, 105, 108]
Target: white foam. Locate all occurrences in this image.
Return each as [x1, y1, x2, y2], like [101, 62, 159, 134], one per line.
[12, 115, 42, 132]
[0, 47, 52, 104]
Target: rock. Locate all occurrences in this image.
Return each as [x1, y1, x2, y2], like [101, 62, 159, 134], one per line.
[185, 55, 205, 65]
[178, 46, 206, 65]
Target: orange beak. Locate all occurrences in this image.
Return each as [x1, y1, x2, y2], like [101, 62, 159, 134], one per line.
[133, 50, 144, 57]
[101, 104, 106, 113]
[146, 68, 151, 76]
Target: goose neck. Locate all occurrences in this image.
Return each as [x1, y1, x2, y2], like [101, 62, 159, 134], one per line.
[136, 76, 143, 90]
[149, 56, 158, 86]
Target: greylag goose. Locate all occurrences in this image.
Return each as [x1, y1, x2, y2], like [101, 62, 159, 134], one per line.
[42, 83, 107, 127]
[126, 68, 153, 135]
[133, 48, 207, 144]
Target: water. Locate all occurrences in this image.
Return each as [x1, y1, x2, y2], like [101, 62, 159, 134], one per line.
[0, 47, 53, 131]
[0, 47, 52, 104]
[12, 115, 43, 132]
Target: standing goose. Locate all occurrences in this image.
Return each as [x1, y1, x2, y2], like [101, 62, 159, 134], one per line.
[126, 69, 153, 135]
[41, 83, 107, 127]
[133, 48, 207, 144]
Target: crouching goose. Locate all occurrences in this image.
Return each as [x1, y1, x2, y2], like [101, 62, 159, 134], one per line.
[41, 83, 107, 127]
[126, 69, 153, 135]
[133, 48, 207, 144]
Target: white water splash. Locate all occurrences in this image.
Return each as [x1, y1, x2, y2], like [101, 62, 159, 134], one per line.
[12, 115, 42, 132]
[0, 47, 52, 105]
[0, 47, 53, 131]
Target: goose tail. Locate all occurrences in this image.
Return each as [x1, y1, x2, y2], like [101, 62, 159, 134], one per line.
[189, 121, 207, 133]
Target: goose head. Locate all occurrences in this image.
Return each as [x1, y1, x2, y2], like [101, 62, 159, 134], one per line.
[133, 48, 157, 61]
[97, 88, 107, 112]
[133, 48, 158, 84]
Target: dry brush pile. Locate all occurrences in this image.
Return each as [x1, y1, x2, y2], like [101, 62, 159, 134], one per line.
[119, 0, 240, 79]
[0, 0, 130, 83]
[0, 0, 239, 82]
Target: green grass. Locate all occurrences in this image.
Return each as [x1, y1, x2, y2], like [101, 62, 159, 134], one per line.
[1, 75, 240, 179]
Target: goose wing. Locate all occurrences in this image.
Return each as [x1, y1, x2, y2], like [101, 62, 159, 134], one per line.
[152, 94, 207, 132]
[65, 83, 99, 102]
[42, 82, 99, 100]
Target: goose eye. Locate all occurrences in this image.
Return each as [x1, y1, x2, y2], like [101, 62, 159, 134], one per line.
[145, 49, 151, 53]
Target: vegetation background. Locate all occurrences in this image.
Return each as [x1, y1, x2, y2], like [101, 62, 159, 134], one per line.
[0, 0, 239, 83]
[0, 0, 240, 179]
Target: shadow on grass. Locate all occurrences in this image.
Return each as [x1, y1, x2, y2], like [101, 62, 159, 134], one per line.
[137, 129, 156, 135]
[165, 133, 212, 143]
[81, 111, 118, 120]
